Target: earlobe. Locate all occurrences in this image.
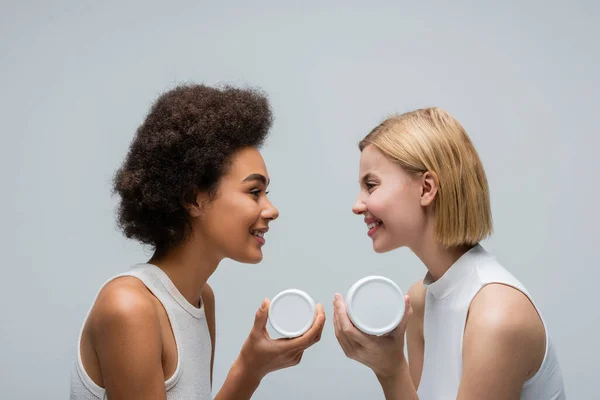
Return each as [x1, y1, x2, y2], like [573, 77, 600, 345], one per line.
[420, 171, 439, 207]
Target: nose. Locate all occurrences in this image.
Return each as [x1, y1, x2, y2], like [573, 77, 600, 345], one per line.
[262, 197, 279, 221]
[352, 195, 367, 215]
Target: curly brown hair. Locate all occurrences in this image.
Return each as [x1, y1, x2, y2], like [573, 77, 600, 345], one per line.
[113, 83, 273, 250]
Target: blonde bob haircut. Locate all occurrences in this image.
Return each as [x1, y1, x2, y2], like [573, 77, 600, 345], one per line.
[359, 107, 492, 248]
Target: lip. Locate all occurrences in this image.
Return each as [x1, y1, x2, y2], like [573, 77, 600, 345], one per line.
[250, 227, 268, 246]
[364, 217, 382, 237]
[367, 223, 382, 237]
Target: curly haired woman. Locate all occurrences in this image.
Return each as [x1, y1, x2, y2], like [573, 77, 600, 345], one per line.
[70, 84, 325, 400]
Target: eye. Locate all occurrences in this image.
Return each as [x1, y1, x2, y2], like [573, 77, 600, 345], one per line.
[365, 181, 377, 193]
[250, 189, 270, 198]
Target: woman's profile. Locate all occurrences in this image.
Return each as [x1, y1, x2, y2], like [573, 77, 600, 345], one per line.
[333, 108, 565, 399]
[70, 84, 325, 400]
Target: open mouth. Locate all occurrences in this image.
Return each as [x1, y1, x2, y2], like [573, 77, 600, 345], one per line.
[367, 221, 382, 230]
[250, 229, 267, 245]
[366, 219, 383, 237]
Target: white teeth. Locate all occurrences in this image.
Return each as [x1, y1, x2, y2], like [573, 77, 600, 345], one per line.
[367, 221, 382, 230]
[251, 230, 264, 238]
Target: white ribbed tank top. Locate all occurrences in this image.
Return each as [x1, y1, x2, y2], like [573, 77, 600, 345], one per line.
[418, 245, 566, 400]
[70, 264, 213, 400]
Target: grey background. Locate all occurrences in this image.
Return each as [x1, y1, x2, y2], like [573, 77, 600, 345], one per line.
[1, 1, 598, 398]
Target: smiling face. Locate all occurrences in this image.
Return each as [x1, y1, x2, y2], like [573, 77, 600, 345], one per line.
[352, 145, 433, 253]
[193, 147, 279, 263]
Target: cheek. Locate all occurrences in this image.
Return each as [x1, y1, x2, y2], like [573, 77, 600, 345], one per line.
[365, 187, 400, 220]
[207, 197, 258, 239]
[365, 195, 387, 219]
[225, 200, 259, 233]
[368, 186, 421, 228]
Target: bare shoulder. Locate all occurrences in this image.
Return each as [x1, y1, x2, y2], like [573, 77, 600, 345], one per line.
[88, 276, 161, 338]
[83, 277, 167, 398]
[466, 283, 546, 377]
[469, 283, 544, 337]
[202, 282, 215, 310]
[408, 279, 427, 320]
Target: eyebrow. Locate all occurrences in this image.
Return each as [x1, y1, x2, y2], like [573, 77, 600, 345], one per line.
[359, 172, 375, 185]
[242, 173, 270, 186]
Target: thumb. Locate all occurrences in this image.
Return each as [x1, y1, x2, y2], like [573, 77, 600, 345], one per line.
[253, 298, 270, 332]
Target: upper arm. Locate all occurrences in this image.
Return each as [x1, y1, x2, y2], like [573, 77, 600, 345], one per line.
[406, 280, 426, 389]
[202, 282, 216, 385]
[91, 280, 167, 400]
[457, 284, 546, 400]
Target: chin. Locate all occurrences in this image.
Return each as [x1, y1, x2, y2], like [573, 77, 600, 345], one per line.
[247, 255, 263, 264]
[373, 244, 392, 253]
[233, 251, 263, 264]
[372, 239, 403, 254]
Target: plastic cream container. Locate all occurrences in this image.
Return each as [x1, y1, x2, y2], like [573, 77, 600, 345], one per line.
[268, 289, 316, 338]
[346, 275, 405, 336]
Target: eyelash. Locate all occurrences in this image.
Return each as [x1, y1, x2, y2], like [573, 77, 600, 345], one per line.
[250, 189, 269, 198]
[365, 182, 376, 192]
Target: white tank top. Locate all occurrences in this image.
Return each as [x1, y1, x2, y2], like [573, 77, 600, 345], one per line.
[70, 263, 213, 400]
[418, 245, 566, 400]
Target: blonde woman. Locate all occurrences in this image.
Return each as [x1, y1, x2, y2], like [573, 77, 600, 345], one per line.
[333, 108, 565, 399]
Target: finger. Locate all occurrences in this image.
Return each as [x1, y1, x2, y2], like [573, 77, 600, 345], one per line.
[333, 302, 339, 333]
[333, 295, 347, 341]
[333, 298, 343, 340]
[332, 306, 343, 342]
[334, 293, 367, 346]
[333, 302, 357, 358]
[392, 295, 413, 339]
[252, 298, 270, 334]
[285, 303, 326, 350]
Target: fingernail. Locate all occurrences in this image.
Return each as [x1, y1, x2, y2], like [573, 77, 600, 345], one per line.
[260, 299, 267, 310]
[334, 293, 341, 302]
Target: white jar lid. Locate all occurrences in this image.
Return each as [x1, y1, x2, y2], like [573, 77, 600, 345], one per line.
[346, 275, 405, 336]
[268, 289, 316, 338]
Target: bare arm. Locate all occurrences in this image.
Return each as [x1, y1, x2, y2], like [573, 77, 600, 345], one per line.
[406, 281, 426, 389]
[202, 283, 262, 399]
[333, 293, 418, 400]
[334, 283, 545, 400]
[456, 284, 546, 400]
[215, 299, 326, 400]
[202, 283, 216, 386]
[90, 281, 325, 400]
[92, 283, 167, 400]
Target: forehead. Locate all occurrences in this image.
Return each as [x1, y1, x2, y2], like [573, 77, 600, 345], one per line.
[359, 145, 394, 175]
[227, 147, 268, 180]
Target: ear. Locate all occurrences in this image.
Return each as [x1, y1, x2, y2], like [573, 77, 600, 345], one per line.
[184, 189, 212, 218]
[420, 171, 438, 207]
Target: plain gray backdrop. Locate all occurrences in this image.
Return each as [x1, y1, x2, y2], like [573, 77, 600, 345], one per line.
[2, 1, 598, 398]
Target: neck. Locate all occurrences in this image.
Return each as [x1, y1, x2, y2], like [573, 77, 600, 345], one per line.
[410, 221, 474, 281]
[149, 231, 222, 308]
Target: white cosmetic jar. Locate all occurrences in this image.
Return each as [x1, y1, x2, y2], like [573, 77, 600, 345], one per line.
[268, 289, 316, 338]
[345, 275, 405, 336]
